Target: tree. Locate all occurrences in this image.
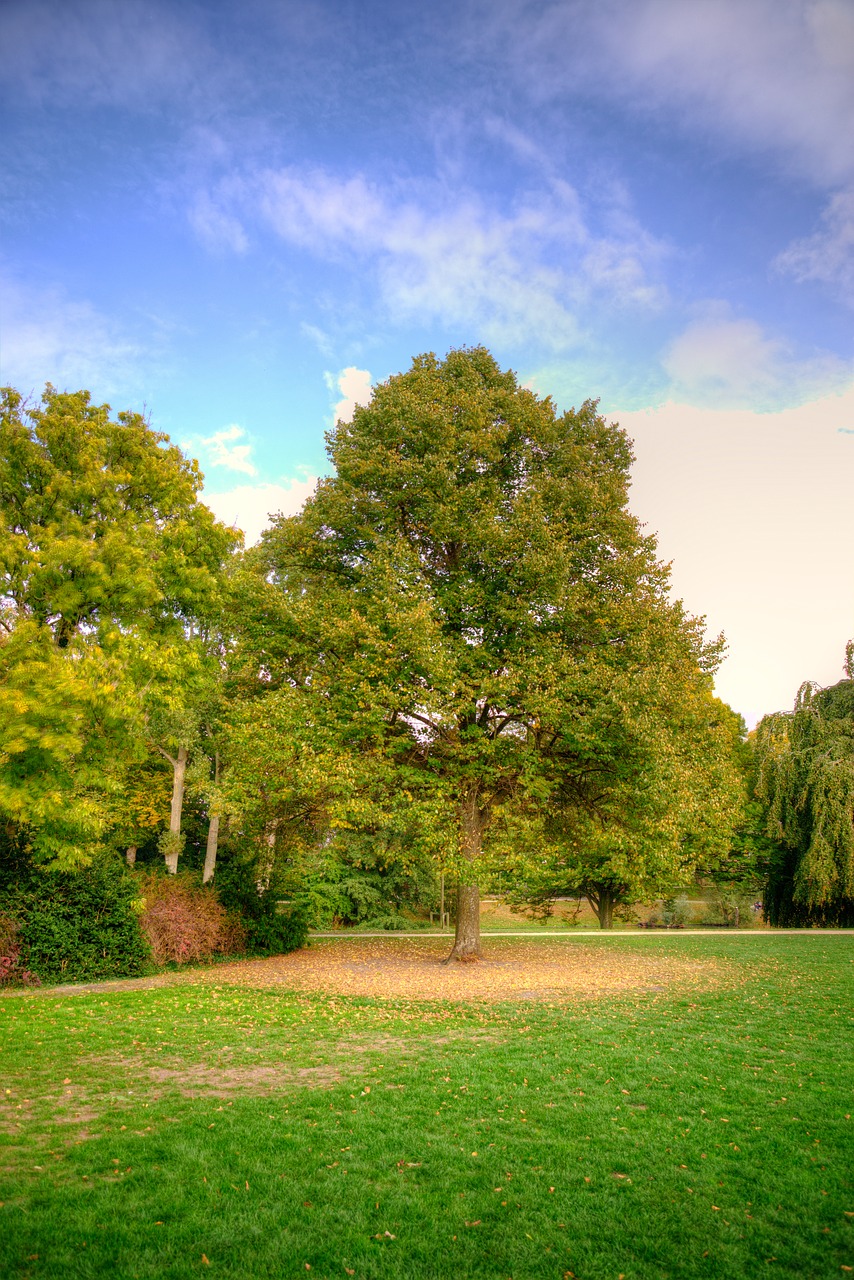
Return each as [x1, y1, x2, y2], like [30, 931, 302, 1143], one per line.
[754, 642, 854, 926]
[0, 384, 240, 868]
[497, 694, 746, 928]
[238, 347, 728, 958]
[0, 385, 237, 643]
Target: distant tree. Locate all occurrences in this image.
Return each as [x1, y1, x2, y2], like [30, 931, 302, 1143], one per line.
[231, 347, 732, 958]
[754, 643, 854, 926]
[495, 694, 746, 928]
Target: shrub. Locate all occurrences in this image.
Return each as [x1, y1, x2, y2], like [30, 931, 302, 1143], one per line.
[213, 863, 308, 956]
[0, 859, 150, 983]
[136, 872, 246, 965]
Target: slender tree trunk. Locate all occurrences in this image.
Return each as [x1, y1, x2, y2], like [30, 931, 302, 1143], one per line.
[159, 745, 189, 874]
[444, 793, 488, 963]
[202, 753, 220, 885]
[202, 814, 220, 885]
[257, 820, 278, 893]
[126, 845, 137, 866]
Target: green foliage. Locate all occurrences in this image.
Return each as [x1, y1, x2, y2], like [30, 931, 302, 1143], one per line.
[0, 384, 239, 642]
[0, 384, 240, 870]
[0, 858, 150, 983]
[763, 844, 854, 927]
[754, 655, 854, 924]
[212, 861, 308, 955]
[493, 693, 747, 927]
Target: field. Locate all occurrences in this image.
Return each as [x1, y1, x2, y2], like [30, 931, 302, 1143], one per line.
[1, 936, 852, 1279]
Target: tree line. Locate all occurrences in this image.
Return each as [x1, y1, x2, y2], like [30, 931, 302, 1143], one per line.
[1, 350, 851, 960]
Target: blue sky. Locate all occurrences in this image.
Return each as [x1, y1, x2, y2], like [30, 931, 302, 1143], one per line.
[1, 0, 852, 724]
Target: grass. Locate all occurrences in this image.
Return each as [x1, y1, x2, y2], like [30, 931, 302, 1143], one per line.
[1, 936, 852, 1279]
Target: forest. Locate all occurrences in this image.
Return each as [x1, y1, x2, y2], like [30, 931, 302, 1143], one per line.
[1, 349, 852, 982]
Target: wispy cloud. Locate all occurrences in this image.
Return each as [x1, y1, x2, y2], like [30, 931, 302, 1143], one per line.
[183, 424, 258, 477]
[486, 0, 854, 188]
[188, 192, 249, 255]
[0, 273, 145, 397]
[191, 164, 669, 354]
[0, 0, 218, 111]
[776, 187, 854, 302]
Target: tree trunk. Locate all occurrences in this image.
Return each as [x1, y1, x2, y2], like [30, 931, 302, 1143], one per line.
[202, 814, 220, 885]
[163, 745, 188, 874]
[202, 753, 220, 885]
[443, 793, 488, 963]
[589, 887, 615, 930]
[126, 845, 137, 866]
[257, 820, 278, 893]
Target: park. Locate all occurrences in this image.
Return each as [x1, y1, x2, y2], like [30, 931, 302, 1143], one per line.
[1, 353, 852, 1279]
[4, 2, 854, 1273]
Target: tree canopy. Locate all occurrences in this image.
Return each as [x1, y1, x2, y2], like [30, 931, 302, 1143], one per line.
[230, 347, 741, 955]
[0, 385, 240, 869]
[0, 385, 237, 643]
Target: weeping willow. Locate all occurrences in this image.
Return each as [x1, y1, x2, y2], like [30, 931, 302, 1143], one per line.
[754, 643, 854, 926]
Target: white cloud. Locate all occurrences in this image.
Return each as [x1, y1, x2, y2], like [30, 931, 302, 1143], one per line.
[194, 165, 668, 354]
[203, 476, 318, 546]
[300, 322, 334, 359]
[196, 424, 257, 476]
[661, 307, 851, 409]
[491, 0, 854, 188]
[0, 274, 144, 396]
[776, 187, 854, 301]
[620, 381, 854, 725]
[327, 367, 372, 424]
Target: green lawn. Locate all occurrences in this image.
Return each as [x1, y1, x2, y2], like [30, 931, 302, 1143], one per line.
[1, 937, 852, 1279]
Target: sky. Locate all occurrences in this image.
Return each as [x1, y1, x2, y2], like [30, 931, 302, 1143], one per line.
[1, 0, 852, 726]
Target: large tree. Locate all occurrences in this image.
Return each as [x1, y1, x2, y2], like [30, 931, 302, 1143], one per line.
[237, 347, 728, 959]
[754, 643, 854, 925]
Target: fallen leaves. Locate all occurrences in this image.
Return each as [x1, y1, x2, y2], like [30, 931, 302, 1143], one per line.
[172, 939, 729, 1004]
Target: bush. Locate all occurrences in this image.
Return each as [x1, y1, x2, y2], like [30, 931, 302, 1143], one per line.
[662, 895, 692, 928]
[0, 859, 150, 983]
[136, 872, 246, 965]
[213, 864, 308, 956]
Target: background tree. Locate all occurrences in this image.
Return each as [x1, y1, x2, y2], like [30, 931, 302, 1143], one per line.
[235, 347, 730, 959]
[493, 692, 746, 928]
[754, 642, 854, 926]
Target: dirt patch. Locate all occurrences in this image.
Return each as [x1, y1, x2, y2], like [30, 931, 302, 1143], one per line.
[145, 1061, 347, 1096]
[193, 937, 728, 1003]
[103, 1027, 502, 1098]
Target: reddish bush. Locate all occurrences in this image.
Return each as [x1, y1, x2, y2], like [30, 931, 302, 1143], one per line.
[0, 914, 41, 987]
[137, 874, 246, 966]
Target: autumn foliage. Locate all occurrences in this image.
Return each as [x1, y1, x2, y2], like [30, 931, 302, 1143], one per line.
[137, 873, 246, 965]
